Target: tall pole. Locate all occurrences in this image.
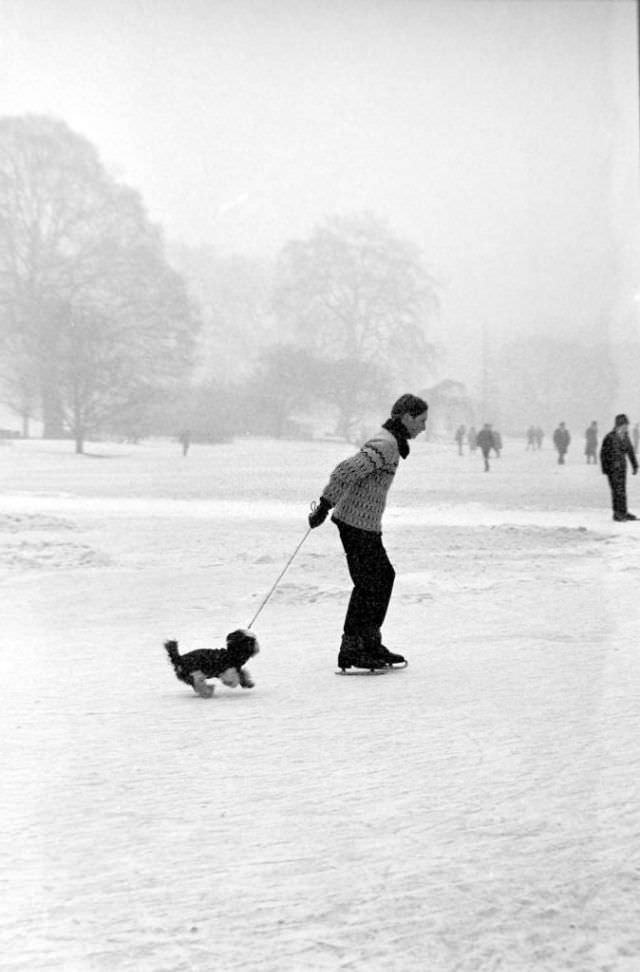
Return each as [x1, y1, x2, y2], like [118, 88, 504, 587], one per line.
[481, 319, 488, 420]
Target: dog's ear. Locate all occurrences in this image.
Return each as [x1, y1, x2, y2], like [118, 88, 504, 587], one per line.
[226, 628, 253, 648]
[226, 629, 259, 660]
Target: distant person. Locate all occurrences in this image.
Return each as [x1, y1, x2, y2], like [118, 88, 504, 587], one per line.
[467, 426, 477, 452]
[526, 426, 536, 450]
[584, 421, 598, 465]
[308, 393, 429, 671]
[552, 422, 570, 465]
[492, 430, 502, 458]
[600, 413, 638, 521]
[178, 429, 191, 457]
[535, 426, 544, 450]
[632, 423, 639, 453]
[454, 424, 466, 455]
[476, 423, 495, 472]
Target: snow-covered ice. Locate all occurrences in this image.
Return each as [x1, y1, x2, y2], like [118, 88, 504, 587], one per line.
[1, 436, 639, 971]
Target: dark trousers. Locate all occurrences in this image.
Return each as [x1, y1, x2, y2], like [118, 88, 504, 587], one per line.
[336, 520, 395, 636]
[607, 470, 628, 517]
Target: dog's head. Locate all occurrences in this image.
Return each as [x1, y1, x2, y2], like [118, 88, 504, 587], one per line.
[225, 628, 260, 667]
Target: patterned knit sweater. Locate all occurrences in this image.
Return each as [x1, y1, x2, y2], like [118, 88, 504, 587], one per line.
[321, 428, 401, 533]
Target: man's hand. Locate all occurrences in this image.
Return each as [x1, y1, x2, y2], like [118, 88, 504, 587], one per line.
[308, 497, 331, 528]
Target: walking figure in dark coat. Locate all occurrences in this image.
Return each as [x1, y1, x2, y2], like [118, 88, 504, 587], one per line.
[552, 422, 570, 464]
[584, 421, 598, 465]
[526, 426, 536, 450]
[179, 429, 191, 457]
[600, 414, 638, 521]
[476, 423, 495, 472]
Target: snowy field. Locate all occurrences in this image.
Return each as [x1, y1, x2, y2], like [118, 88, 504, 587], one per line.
[1, 433, 639, 972]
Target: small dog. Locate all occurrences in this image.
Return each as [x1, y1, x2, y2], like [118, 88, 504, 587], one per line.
[164, 628, 259, 698]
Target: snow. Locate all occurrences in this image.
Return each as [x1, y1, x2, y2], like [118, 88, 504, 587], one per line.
[1, 435, 639, 971]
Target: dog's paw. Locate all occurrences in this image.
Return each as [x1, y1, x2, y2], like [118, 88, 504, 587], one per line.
[193, 683, 214, 698]
[220, 667, 240, 688]
[191, 672, 214, 698]
[240, 669, 254, 689]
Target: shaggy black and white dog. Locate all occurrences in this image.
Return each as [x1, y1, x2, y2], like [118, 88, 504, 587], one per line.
[164, 628, 259, 698]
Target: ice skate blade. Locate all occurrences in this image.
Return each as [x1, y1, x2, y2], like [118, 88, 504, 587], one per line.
[335, 668, 388, 676]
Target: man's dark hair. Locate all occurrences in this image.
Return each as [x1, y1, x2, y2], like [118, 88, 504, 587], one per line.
[390, 393, 428, 418]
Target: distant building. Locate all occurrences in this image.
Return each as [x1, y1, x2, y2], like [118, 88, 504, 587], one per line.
[419, 379, 474, 438]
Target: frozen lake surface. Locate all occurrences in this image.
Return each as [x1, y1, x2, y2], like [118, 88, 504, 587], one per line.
[1, 435, 639, 971]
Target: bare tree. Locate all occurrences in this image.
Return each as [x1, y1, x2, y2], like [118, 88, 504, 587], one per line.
[0, 336, 39, 437]
[273, 212, 438, 361]
[0, 114, 199, 450]
[247, 343, 317, 438]
[271, 211, 438, 436]
[169, 244, 273, 383]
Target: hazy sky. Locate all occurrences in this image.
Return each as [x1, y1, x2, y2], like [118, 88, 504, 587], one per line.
[1, 0, 639, 388]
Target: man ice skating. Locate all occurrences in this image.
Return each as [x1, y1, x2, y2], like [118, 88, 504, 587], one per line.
[600, 413, 638, 521]
[308, 393, 428, 671]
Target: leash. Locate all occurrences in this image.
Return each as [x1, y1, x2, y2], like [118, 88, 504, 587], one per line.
[246, 503, 317, 630]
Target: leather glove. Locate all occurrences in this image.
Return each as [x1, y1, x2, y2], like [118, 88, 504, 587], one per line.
[308, 497, 331, 528]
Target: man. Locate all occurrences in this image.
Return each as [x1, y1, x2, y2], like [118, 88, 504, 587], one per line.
[535, 426, 544, 450]
[553, 422, 570, 464]
[584, 421, 598, 465]
[476, 423, 495, 472]
[308, 393, 428, 671]
[600, 414, 638, 521]
[526, 426, 536, 450]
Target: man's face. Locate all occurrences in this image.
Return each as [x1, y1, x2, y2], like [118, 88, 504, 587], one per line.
[616, 423, 629, 438]
[402, 410, 428, 439]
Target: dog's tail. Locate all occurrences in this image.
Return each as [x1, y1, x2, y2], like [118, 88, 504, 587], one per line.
[164, 640, 183, 678]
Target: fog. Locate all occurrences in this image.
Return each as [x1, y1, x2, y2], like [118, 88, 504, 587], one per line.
[1, 0, 639, 405]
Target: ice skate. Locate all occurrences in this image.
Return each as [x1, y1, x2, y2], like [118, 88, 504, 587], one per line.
[362, 628, 408, 669]
[337, 634, 387, 673]
[375, 644, 408, 667]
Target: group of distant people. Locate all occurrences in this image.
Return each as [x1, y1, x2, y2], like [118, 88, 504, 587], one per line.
[525, 425, 545, 450]
[454, 423, 503, 471]
[454, 416, 639, 522]
[550, 419, 640, 471]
